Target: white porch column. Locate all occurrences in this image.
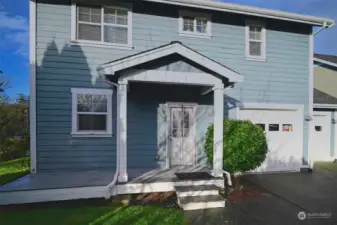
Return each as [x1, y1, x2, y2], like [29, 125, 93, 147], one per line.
[118, 80, 128, 183]
[213, 83, 224, 177]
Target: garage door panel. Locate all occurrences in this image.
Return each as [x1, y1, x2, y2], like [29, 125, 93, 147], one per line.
[239, 108, 303, 172]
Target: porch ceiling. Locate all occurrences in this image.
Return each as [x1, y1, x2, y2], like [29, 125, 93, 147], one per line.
[97, 41, 244, 83]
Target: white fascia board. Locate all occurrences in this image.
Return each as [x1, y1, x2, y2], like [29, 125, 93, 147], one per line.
[314, 58, 337, 69]
[144, 0, 334, 26]
[98, 43, 244, 83]
[314, 104, 337, 109]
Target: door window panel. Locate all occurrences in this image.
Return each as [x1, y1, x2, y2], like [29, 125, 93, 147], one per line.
[282, 124, 293, 132]
[315, 126, 322, 132]
[269, 124, 279, 131]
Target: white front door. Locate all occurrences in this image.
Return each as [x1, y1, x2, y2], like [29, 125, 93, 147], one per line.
[311, 112, 332, 162]
[169, 105, 196, 166]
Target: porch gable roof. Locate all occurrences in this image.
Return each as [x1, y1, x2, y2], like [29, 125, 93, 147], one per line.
[97, 41, 244, 83]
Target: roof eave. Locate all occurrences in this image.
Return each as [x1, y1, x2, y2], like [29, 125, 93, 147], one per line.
[144, 0, 334, 26]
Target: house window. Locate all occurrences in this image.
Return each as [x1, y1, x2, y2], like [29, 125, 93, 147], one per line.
[71, 88, 113, 137]
[245, 21, 266, 61]
[179, 11, 212, 38]
[72, 4, 132, 48]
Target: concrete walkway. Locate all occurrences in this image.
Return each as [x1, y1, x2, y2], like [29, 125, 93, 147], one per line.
[185, 170, 337, 225]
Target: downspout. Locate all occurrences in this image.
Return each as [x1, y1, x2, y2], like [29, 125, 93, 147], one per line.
[104, 77, 120, 199]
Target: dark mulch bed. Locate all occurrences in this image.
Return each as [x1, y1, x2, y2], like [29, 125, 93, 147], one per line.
[225, 176, 267, 201]
[129, 192, 180, 209]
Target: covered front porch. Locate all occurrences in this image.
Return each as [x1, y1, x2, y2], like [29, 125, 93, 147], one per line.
[0, 166, 220, 205]
[98, 41, 244, 185]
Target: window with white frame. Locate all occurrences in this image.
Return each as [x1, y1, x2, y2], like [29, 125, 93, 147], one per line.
[245, 21, 266, 60]
[74, 4, 132, 47]
[179, 11, 212, 38]
[71, 88, 113, 136]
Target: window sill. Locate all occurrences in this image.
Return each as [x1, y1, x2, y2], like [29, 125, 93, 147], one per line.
[178, 32, 212, 39]
[71, 40, 133, 50]
[245, 56, 267, 62]
[71, 132, 114, 138]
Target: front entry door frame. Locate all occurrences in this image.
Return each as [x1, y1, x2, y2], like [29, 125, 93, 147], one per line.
[166, 103, 197, 168]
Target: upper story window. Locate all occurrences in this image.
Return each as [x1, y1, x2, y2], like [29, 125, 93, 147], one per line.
[178, 11, 212, 38]
[71, 3, 132, 49]
[71, 88, 113, 137]
[245, 21, 266, 61]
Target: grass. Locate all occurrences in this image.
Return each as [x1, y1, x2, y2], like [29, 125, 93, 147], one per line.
[314, 161, 337, 172]
[0, 201, 186, 225]
[0, 157, 30, 185]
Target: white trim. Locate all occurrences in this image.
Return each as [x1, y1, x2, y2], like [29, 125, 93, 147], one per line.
[245, 20, 266, 61]
[116, 179, 224, 195]
[239, 103, 304, 111]
[308, 31, 314, 169]
[314, 58, 337, 69]
[117, 182, 175, 194]
[143, 0, 334, 26]
[117, 81, 128, 183]
[71, 40, 133, 50]
[213, 84, 224, 177]
[178, 10, 212, 38]
[70, 2, 133, 50]
[98, 42, 244, 83]
[71, 88, 113, 137]
[71, 2, 76, 41]
[29, 0, 37, 173]
[0, 186, 106, 205]
[121, 69, 222, 86]
[314, 104, 337, 109]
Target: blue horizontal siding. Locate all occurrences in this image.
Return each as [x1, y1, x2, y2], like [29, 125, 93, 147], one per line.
[36, 0, 310, 171]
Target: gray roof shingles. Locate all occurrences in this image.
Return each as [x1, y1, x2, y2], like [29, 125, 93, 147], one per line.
[314, 88, 337, 104]
[314, 53, 337, 64]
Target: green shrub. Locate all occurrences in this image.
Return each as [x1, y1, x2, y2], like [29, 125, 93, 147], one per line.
[204, 119, 268, 173]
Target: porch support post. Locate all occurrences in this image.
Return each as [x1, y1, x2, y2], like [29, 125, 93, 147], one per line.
[118, 80, 128, 183]
[213, 83, 224, 178]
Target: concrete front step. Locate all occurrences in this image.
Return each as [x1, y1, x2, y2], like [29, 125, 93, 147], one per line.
[175, 184, 219, 197]
[174, 178, 223, 187]
[178, 195, 226, 211]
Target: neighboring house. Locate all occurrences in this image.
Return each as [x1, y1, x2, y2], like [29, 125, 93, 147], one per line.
[0, 0, 334, 208]
[312, 54, 337, 163]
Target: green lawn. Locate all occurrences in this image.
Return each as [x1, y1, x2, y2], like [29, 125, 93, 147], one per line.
[0, 203, 186, 225]
[0, 157, 30, 185]
[314, 161, 337, 172]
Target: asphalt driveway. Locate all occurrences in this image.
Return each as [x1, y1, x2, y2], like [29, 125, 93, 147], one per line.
[185, 167, 337, 225]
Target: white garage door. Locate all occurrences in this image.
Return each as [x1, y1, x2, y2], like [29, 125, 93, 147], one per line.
[239, 108, 303, 172]
[311, 112, 332, 162]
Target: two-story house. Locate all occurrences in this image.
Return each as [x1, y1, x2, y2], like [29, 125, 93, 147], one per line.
[0, 0, 334, 209]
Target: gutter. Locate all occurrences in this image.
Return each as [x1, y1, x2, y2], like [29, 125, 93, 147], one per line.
[314, 21, 335, 36]
[104, 78, 120, 199]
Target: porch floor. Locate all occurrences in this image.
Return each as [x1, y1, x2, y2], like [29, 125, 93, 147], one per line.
[0, 171, 115, 192]
[0, 166, 216, 192]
